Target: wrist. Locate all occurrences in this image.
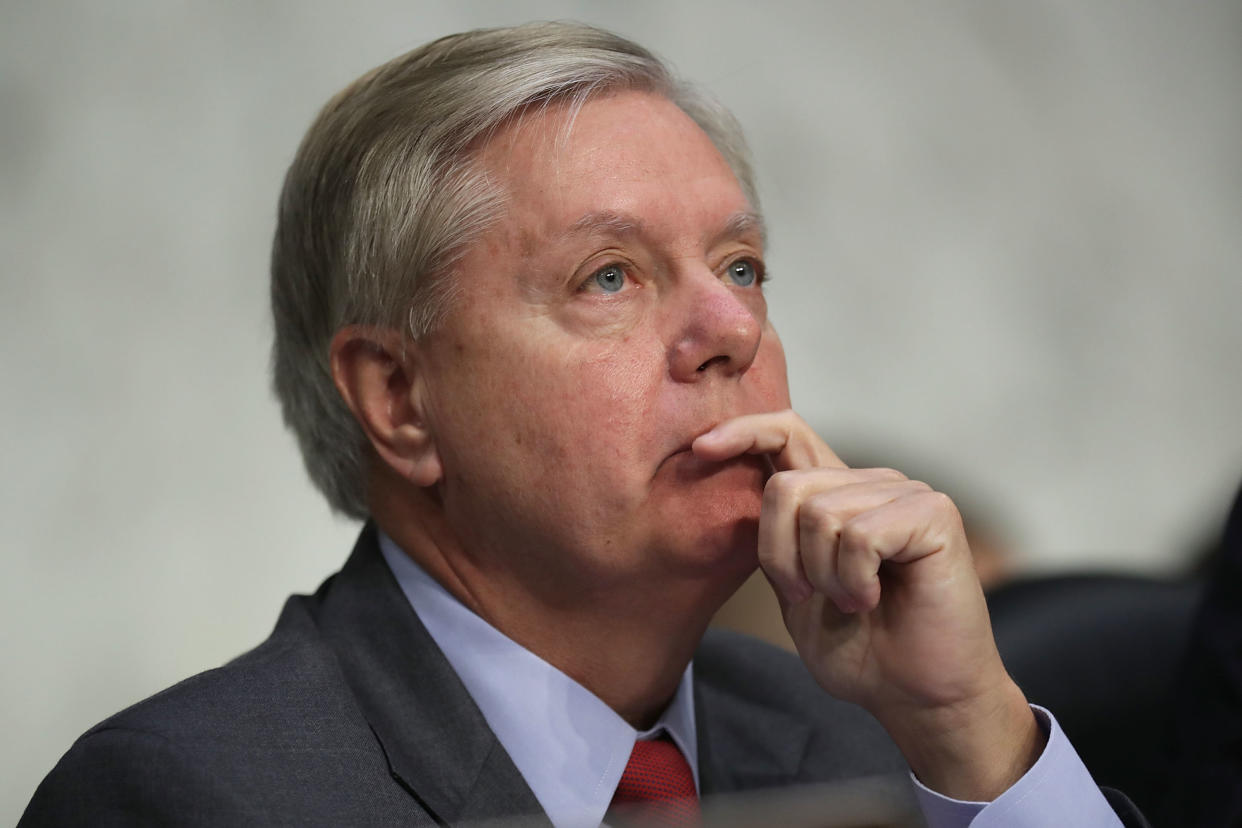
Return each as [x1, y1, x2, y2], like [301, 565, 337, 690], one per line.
[878, 678, 1045, 802]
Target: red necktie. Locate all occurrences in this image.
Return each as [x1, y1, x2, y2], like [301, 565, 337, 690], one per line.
[608, 736, 700, 826]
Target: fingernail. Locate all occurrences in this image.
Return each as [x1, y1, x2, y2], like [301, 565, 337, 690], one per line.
[788, 580, 814, 604]
[832, 595, 856, 614]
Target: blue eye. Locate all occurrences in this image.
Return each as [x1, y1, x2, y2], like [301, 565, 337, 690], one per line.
[727, 259, 759, 287]
[592, 264, 626, 293]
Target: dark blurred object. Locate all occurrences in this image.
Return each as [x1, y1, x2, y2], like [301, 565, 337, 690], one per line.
[698, 775, 921, 827]
[986, 572, 1203, 818]
[1159, 481, 1242, 828]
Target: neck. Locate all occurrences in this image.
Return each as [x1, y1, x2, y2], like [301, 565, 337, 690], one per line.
[369, 473, 752, 729]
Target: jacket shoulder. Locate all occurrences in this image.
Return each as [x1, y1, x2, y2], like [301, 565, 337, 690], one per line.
[20, 725, 250, 826]
[20, 595, 428, 826]
[95, 594, 365, 747]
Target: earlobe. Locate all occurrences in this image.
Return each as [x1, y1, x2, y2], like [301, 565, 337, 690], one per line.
[329, 326, 443, 487]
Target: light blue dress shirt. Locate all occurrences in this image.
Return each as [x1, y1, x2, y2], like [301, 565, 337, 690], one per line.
[380, 533, 697, 828]
[378, 532, 1122, 828]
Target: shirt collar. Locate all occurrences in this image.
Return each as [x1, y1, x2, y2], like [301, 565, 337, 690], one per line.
[378, 531, 699, 828]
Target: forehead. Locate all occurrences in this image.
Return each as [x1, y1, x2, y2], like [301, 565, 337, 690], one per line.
[473, 90, 752, 245]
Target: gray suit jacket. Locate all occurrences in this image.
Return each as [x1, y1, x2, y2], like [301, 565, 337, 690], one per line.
[21, 526, 1145, 826]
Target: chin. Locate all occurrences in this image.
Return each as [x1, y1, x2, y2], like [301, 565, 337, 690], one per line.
[654, 490, 762, 575]
[662, 513, 761, 616]
[634, 455, 766, 581]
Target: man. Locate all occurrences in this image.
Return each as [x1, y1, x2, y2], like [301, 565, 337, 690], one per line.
[22, 22, 1144, 827]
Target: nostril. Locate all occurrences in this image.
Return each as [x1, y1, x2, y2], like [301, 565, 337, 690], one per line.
[697, 355, 729, 372]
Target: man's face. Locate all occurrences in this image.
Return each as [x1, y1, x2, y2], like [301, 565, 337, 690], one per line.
[417, 90, 791, 592]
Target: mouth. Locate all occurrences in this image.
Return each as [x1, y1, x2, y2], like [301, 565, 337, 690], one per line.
[658, 437, 702, 466]
[656, 443, 768, 484]
[661, 445, 697, 465]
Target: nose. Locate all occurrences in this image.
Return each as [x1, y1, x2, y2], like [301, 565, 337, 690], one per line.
[667, 275, 763, 382]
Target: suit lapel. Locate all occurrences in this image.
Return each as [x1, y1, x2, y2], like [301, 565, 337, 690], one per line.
[311, 525, 548, 825]
[694, 667, 813, 795]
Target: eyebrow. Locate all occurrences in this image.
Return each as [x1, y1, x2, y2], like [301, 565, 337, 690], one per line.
[561, 209, 767, 248]
[714, 210, 767, 249]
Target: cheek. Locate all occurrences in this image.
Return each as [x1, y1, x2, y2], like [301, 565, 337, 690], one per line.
[745, 327, 792, 409]
[545, 340, 665, 463]
[479, 336, 663, 471]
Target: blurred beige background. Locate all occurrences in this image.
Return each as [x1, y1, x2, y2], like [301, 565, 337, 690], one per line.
[3, 1, 1240, 821]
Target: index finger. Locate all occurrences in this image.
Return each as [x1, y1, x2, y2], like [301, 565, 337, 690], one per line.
[691, 410, 847, 472]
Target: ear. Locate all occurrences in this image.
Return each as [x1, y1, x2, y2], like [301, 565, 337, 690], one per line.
[329, 326, 443, 487]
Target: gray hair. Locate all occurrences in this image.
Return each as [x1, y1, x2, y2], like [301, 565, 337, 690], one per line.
[271, 21, 762, 519]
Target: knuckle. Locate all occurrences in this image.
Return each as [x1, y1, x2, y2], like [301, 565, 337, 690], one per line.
[923, 489, 958, 513]
[837, 521, 869, 555]
[917, 490, 965, 530]
[802, 503, 842, 538]
[762, 470, 800, 504]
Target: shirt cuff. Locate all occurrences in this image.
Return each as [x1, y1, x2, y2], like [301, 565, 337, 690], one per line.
[910, 705, 1124, 828]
